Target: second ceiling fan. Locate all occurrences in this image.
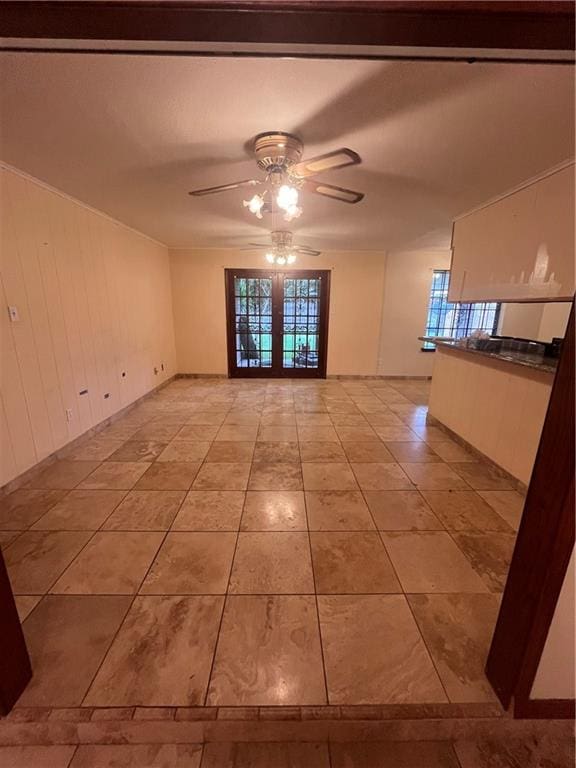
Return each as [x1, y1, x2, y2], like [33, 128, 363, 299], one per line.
[189, 131, 365, 222]
[241, 230, 321, 265]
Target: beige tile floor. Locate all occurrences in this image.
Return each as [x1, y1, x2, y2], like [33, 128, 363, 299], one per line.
[0, 737, 573, 767]
[1, 378, 526, 711]
[0, 739, 574, 768]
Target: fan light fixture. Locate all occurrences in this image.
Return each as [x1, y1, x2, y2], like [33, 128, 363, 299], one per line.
[242, 230, 320, 266]
[243, 194, 265, 219]
[276, 185, 302, 221]
[243, 185, 302, 223]
[265, 250, 296, 266]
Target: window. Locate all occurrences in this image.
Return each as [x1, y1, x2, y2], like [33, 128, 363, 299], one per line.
[423, 270, 500, 350]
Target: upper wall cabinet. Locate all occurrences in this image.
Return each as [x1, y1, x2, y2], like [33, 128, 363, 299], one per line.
[449, 165, 575, 303]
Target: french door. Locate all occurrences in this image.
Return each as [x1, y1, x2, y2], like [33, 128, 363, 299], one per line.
[225, 269, 330, 378]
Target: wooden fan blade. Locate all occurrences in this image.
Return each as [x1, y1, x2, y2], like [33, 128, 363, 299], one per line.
[291, 148, 361, 178]
[302, 179, 364, 204]
[239, 243, 269, 250]
[189, 179, 260, 196]
[297, 247, 321, 255]
[292, 242, 319, 251]
[294, 246, 321, 256]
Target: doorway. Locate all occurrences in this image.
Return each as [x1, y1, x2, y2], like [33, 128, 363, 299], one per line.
[225, 269, 330, 378]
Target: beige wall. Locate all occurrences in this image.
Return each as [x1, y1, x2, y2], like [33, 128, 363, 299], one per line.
[0, 166, 176, 487]
[498, 301, 571, 341]
[531, 549, 575, 700]
[377, 249, 452, 377]
[538, 302, 571, 342]
[169, 248, 387, 377]
[498, 303, 544, 340]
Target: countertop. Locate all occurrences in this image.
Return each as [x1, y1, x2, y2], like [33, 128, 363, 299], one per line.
[419, 337, 558, 375]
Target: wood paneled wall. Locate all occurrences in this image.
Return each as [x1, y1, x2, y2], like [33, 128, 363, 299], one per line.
[0, 166, 176, 487]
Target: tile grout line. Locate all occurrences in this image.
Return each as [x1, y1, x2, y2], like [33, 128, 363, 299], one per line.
[183, 403, 236, 710]
[36, 468, 161, 597]
[78, 591, 136, 708]
[76, 464, 181, 707]
[9, 526, 520, 534]
[443, 527, 498, 594]
[303, 484, 331, 708]
[39, 472, 104, 594]
[450, 741, 466, 768]
[364, 489, 455, 706]
[403, 587, 454, 706]
[201, 440, 244, 708]
[67, 744, 79, 767]
[13, 590, 503, 598]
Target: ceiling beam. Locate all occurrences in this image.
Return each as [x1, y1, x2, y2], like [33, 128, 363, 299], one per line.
[1, 1, 574, 60]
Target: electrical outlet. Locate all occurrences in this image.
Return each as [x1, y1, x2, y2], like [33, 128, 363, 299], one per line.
[65, 408, 73, 422]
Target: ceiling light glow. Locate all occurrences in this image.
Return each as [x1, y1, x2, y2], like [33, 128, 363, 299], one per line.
[243, 194, 265, 219]
[277, 185, 299, 211]
[264, 251, 296, 266]
[283, 204, 302, 222]
[242, 179, 303, 224]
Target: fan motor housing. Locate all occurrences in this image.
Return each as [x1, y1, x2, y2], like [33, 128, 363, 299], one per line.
[271, 230, 294, 249]
[254, 132, 303, 172]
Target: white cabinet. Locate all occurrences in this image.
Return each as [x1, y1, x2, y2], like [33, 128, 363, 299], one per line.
[449, 164, 575, 303]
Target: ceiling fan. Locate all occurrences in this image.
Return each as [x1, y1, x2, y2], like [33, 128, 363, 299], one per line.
[189, 131, 364, 221]
[242, 230, 320, 265]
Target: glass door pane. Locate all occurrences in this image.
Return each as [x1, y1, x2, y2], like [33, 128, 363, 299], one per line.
[233, 276, 273, 369]
[282, 276, 321, 370]
[226, 269, 328, 378]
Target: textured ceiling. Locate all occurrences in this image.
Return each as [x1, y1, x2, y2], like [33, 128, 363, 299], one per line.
[0, 53, 573, 251]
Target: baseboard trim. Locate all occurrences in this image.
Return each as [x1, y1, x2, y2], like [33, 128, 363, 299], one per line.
[175, 373, 433, 382]
[0, 375, 176, 496]
[514, 698, 575, 719]
[176, 373, 228, 379]
[327, 375, 432, 381]
[427, 416, 528, 495]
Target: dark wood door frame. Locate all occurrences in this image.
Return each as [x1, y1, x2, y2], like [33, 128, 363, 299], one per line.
[0, 551, 32, 714]
[1, 0, 574, 718]
[1, 2, 574, 62]
[225, 268, 330, 379]
[486, 300, 575, 718]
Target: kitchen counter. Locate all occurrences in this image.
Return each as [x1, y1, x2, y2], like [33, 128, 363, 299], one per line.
[419, 337, 558, 375]
[426, 340, 556, 485]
